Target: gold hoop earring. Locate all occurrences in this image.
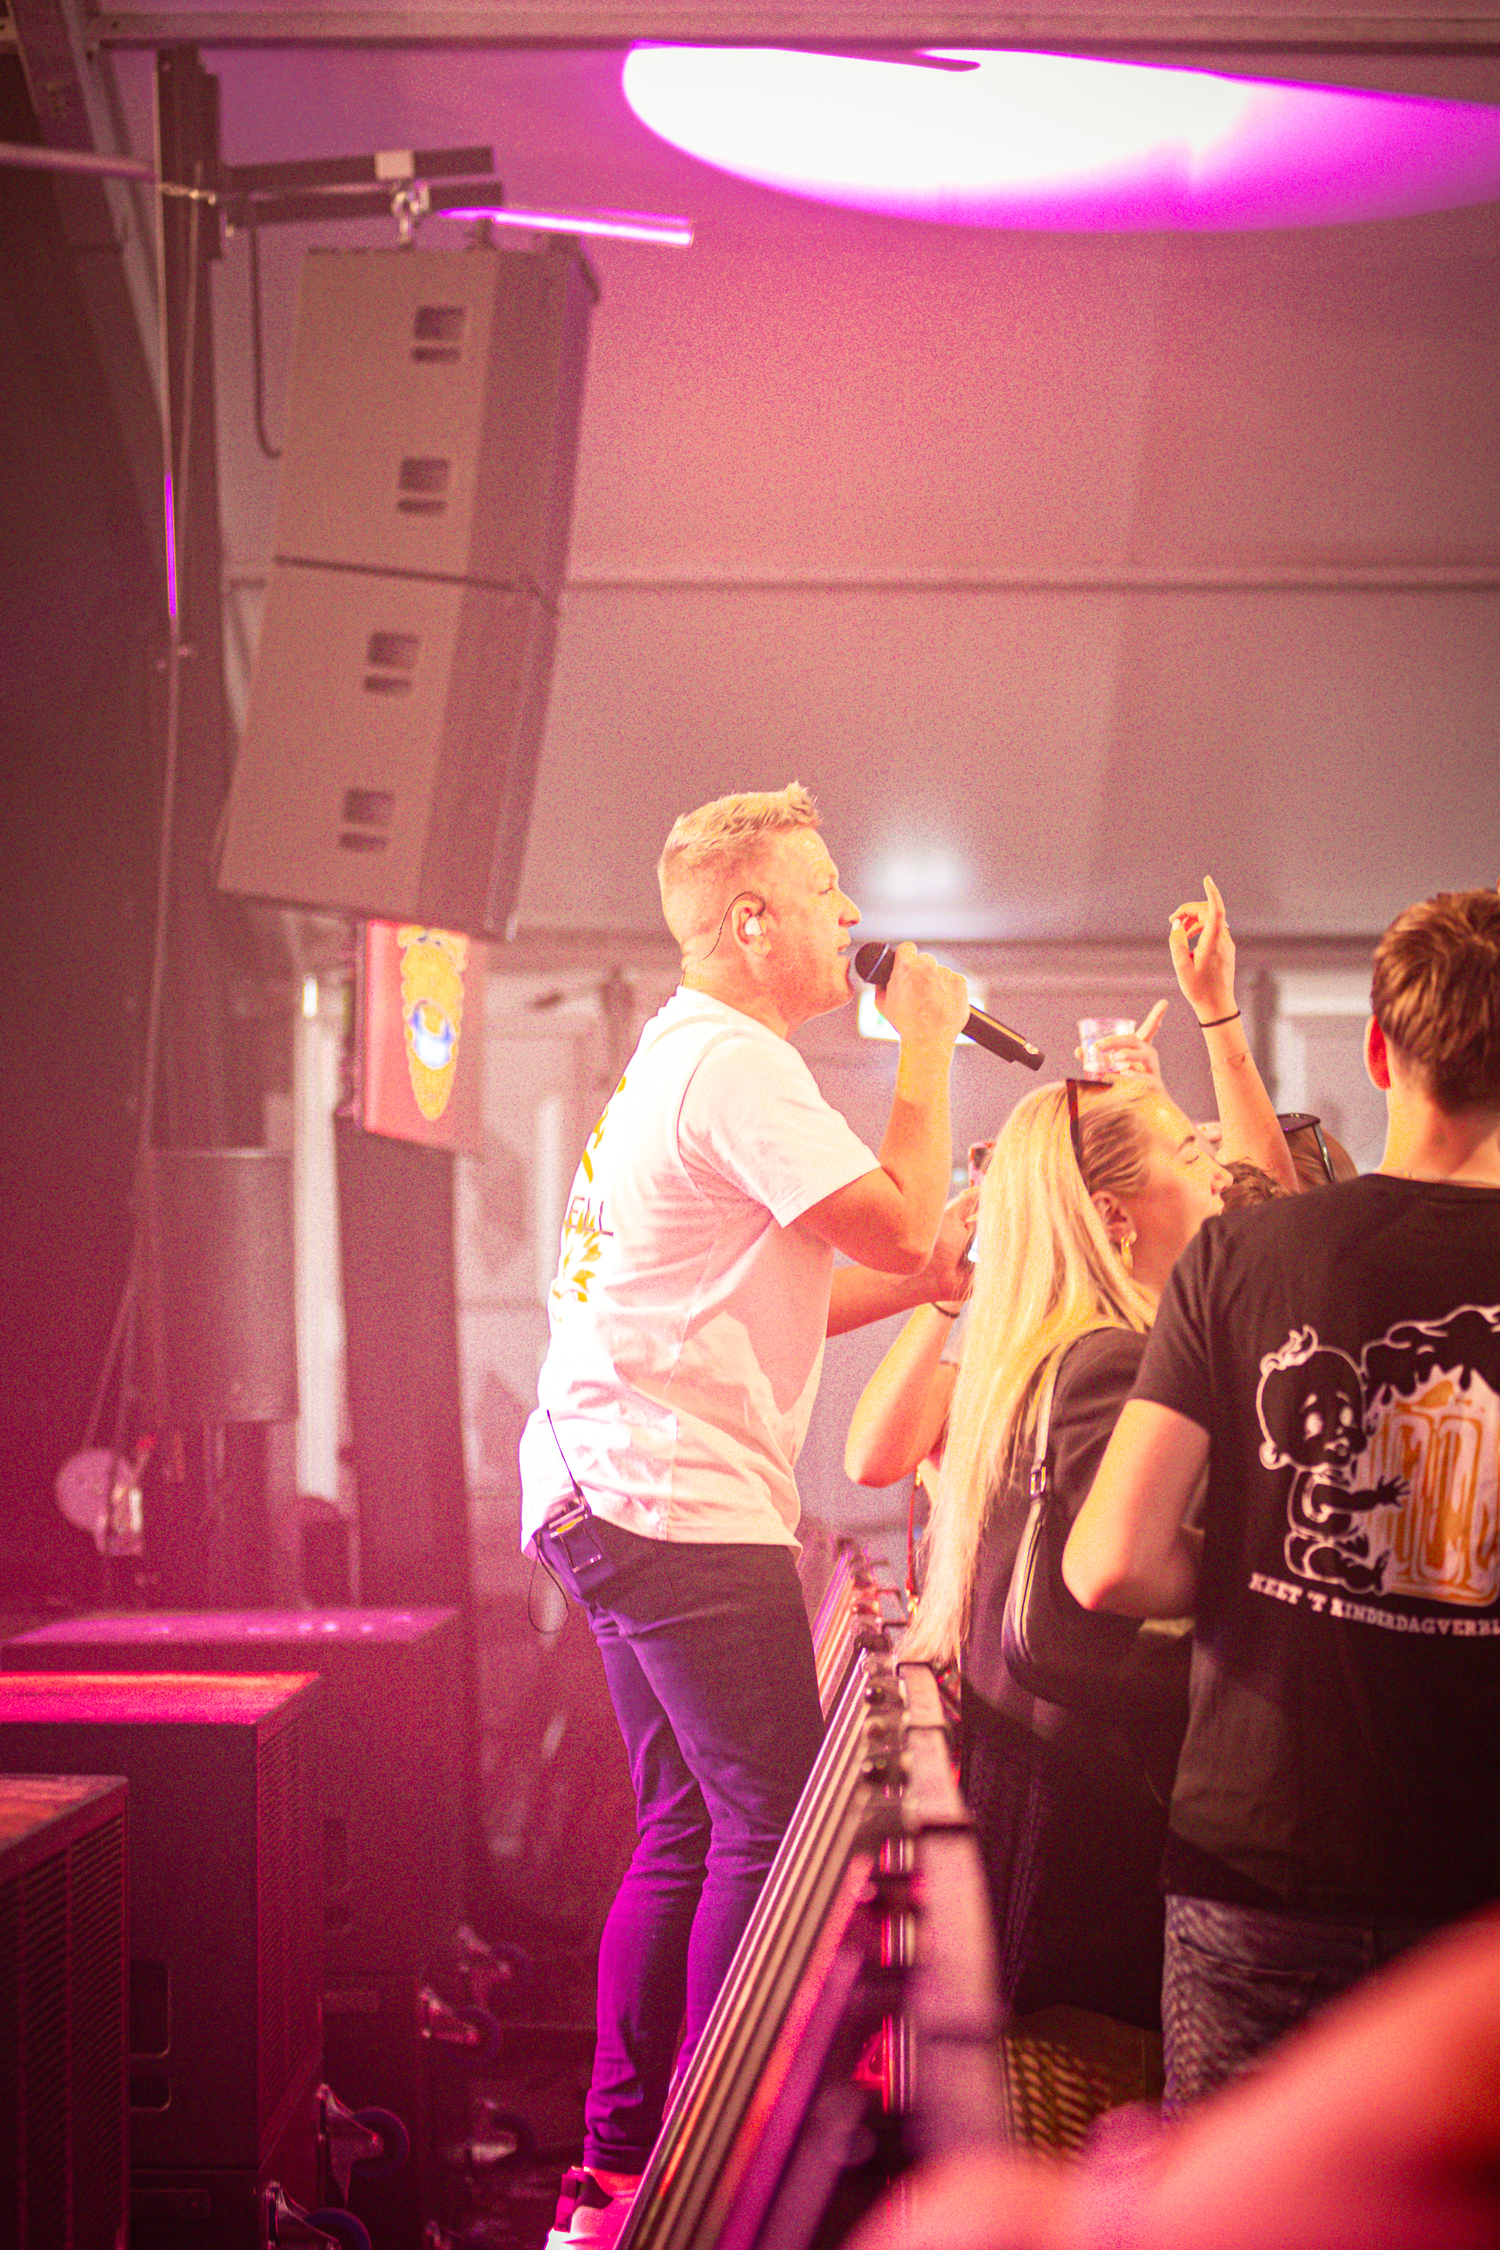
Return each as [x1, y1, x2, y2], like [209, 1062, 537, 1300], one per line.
[1118, 1231, 1135, 1273]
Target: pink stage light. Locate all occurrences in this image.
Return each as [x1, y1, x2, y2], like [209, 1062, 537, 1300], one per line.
[621, 46, 1500, 231]
[441, 202, 693, 245]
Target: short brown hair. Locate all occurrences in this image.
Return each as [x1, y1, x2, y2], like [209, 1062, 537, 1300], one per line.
[1371, 889, 1500, 1113]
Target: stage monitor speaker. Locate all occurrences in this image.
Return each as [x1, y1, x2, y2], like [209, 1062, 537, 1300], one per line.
[149, 1149, 297, 1424]
[6, 1608, 465, 1979]
[0, 1774, 128, 2250]
[271, 244, 593, 597]
[0, 1672, 321, 2174]
[218, 241, 594, 939]
[219, 569, 556, 934]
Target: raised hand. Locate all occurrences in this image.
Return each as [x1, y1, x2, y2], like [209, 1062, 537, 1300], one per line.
[1169, 874, 1237, 1025]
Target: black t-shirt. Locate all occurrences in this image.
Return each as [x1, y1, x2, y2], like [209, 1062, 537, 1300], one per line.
[1134, 1173, 1500, 1918]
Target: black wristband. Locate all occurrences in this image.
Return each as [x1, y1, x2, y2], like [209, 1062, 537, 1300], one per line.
[933, 1301, 963, 1319]
[1198, 1009, 1241, 1030]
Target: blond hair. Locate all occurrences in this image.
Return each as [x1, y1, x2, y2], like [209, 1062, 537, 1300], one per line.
[1371, 889, 1500, 1114]
[657, 783, 822, 956]
[658, 782, 818, 880]
[902, 1076, 1161, 1671]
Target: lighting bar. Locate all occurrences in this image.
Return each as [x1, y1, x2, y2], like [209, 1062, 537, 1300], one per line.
[441, 201, 694, 246]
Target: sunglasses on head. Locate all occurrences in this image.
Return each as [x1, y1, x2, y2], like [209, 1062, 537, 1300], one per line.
[1277, 1111, 1337, 1185]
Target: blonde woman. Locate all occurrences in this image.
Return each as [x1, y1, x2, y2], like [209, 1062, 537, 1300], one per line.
[904, 1073, 1229, 2037]
[846, 876, 1294, 1506]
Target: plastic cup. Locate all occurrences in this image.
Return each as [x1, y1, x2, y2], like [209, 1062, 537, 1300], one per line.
[1078, 1017, 1136, 1073]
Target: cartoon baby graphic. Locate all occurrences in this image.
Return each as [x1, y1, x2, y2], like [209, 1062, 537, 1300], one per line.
[1257, 1307, 1500, 1604]
[1257, 1332, 1403, 1593]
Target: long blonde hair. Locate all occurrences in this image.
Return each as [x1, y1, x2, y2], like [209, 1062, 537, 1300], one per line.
[902, 1076, 1160, 1670]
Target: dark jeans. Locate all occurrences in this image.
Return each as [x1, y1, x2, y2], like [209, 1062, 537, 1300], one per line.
[546, 1517, 824, 2172]
[1163, 1892, 1438, 2116]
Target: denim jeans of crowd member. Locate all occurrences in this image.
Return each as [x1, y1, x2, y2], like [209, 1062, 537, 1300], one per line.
[1162, 1893, 1440, 2115]
[557, 1516, 825, 2173]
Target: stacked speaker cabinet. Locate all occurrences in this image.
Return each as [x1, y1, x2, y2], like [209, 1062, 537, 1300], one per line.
[0, 1673, 323, 2248]
[6, 1610, 466, 2250]
[0, 1774, 129, 2250]
[218, 243, 595, 936]
[4, 1609, 464, 1975]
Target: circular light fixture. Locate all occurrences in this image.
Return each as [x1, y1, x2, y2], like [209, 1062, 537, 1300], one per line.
[621, 46, 1500, 230]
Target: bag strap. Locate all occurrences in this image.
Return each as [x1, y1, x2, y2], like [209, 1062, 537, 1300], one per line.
[1027, 1322, 1118, 1501]
[1028, 1355, 1062, 1500]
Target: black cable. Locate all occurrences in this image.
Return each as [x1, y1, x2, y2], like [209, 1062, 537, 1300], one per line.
[526, 1545, 570, 1635]
[248, 215, 282, 461]
[695, 888, 765, 964]
[87, 170, 205, 1481]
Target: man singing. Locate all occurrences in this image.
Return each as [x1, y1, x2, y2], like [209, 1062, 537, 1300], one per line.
[519, 784, 970, 2247]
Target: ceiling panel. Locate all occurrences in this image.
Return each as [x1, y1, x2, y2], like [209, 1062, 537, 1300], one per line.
[134, 34, 1500, 944]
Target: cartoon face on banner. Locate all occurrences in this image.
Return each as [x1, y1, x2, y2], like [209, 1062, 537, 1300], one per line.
[397, 927, 468, 1122]
[361, 921, 483, 1152]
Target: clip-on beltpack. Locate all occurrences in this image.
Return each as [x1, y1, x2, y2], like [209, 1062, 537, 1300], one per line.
[538, 1413, 615, 1600]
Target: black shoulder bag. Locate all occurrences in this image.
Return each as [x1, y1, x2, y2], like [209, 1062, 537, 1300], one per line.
[1000, 1351, 1187, 1727]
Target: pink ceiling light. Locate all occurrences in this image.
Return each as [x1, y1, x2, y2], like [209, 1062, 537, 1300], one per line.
[621, 46, 1500, 231]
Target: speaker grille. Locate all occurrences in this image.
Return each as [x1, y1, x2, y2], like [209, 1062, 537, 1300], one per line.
[68, 1819, 127, 2250]
[22, 1856, 68, 2246]
[0, 1876, 15, 2226]
[0, 1800, 126, 2250]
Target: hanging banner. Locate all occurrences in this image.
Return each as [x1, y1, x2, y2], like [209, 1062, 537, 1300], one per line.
[361, 920, 484, 1152]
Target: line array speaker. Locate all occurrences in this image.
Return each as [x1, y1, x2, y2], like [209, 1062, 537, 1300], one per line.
[272, 244, 592, 595]
[218, 242, 593, 937]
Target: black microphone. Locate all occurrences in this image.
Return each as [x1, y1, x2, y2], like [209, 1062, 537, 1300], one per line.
[854, 941, 1045, 1071]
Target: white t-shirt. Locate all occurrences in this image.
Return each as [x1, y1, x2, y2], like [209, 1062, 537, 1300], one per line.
[518, 989, 879, 1548]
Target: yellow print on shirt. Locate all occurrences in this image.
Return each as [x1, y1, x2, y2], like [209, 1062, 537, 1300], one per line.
[1365, 1374, 1499, 1605]
[551, 1075, 624, 1312]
